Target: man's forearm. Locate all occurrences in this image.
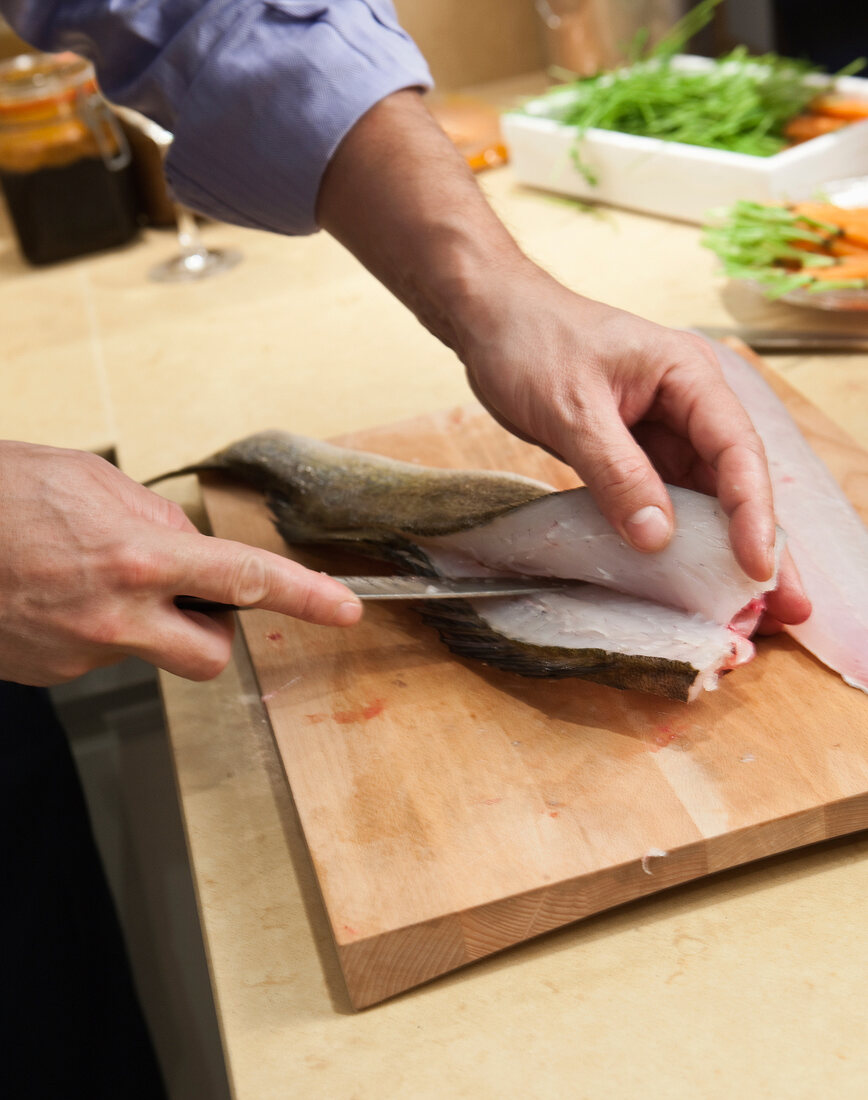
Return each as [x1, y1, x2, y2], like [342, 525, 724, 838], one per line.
[316, 89, 529, 360]
[315, 86, 804, 601]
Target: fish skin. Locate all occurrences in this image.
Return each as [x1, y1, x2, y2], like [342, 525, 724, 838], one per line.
[153, 430, 764, 701]
[148, 430, 552, 538]
[710, 339, 868, 695]
[419, 596, 709, 702]
[426, 588, 751, 702]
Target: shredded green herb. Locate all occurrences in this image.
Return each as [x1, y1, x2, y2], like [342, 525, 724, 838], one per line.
[521, 0, 864, 183]
[701, 200, 867, 298]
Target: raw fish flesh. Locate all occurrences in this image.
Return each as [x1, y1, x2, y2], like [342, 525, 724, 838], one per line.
[710, 338, 868, 694]
[420, 485, 781, 631]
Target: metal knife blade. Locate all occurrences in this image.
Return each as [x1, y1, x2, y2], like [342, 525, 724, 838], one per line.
[175, 575, 568, 613]
[333, 575, 568, 599]
[696, 327, 868, 353]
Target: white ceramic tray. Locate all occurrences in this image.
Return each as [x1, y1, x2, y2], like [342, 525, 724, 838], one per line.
[502, 56, 868, 224]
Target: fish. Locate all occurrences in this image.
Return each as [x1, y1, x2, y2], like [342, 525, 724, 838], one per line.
[151, 431, 779, 702]
[709, 337, 868, 694]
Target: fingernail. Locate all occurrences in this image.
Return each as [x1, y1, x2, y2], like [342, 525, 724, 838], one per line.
[624, 505, 671, 551]
[333, 600, 363, 626]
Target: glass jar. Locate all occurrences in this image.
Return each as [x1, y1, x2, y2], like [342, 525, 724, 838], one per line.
[535, 0, 682, 77]
[0, 51, 140, 264]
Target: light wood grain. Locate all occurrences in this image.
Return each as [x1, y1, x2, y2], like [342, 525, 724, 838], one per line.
[201, 349, 868, 1009]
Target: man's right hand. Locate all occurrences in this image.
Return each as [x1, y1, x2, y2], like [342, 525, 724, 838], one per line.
[0, 442, 362, 686]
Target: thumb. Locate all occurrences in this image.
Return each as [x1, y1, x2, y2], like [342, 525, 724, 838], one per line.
[167, 532, 363, 627]
[558, 401, 674, 553]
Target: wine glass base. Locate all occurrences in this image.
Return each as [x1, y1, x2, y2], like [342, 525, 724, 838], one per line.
[148, 247, 242, 283]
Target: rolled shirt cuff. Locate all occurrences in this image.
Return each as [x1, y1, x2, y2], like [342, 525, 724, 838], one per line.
[165, 0, 433, 235]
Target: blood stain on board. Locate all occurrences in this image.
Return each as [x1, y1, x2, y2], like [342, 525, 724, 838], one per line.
[333, 698, 386, 724]
[265, 631, 283, 642]
[304, 700, 386, 724]
[647, 724, 692, 752]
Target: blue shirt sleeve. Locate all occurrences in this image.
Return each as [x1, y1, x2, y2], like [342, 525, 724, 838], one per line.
[1, 0, 433, 234]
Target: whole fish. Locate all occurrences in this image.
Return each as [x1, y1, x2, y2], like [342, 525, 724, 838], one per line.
[152, 431, 778, 702]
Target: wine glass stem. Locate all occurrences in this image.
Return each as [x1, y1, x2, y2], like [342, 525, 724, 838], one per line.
[175, 205, 207, 258]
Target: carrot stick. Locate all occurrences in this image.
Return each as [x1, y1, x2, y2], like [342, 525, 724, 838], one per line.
[466, 143, 508, 173]
[810, 95, 868, 121]
[784, 114, 849, 143]
[808, 260, 868, 281]
[791, 205, 868, 245]
[792, 239, 827, 254]
[841, 226, 868, 249]
[791, 202, 848, 223]
[829, 238, 868, 257]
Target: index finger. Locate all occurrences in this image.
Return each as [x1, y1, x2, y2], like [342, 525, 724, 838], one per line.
[665, 362, 776, 582]
[160, 530, 363, 627]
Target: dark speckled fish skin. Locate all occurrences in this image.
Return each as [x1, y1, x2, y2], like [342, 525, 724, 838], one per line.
[417, 600, 701, 701]
[149, 429, 552, 541]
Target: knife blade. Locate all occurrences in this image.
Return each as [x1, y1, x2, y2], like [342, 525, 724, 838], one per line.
[696, 327, 868, 353]
[175, 575, 568, 613]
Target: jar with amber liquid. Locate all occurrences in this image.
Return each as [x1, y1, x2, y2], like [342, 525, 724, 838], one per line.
[0, 52, 140, 264]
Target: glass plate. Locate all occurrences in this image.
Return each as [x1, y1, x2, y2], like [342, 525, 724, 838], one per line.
[749, 176, 868, 312]
[776, 285, 868, 312]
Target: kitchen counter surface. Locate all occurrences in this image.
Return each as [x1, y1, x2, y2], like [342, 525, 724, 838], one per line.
[4, 82, 868, 1098]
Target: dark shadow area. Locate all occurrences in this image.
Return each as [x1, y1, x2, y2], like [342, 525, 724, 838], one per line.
[53, 662, 232, 1099]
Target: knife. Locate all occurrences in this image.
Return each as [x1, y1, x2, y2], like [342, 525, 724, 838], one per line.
[175, 574, 568, 613]
[696, 327, 868, 353]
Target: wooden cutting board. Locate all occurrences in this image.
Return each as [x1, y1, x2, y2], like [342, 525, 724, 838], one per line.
[200, 351, 868, 1009]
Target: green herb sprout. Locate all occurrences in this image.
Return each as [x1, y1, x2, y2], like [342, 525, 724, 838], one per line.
[702, 201, 866, 298]
[523, 0, 864, 183]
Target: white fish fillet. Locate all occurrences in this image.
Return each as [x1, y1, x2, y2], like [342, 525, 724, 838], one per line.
[422, 485, 781, 629]
[471, 587, 753, 702]
[711, 338, 868, 694]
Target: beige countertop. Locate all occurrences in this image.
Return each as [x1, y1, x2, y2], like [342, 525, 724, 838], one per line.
[4, 98, 868, 1097]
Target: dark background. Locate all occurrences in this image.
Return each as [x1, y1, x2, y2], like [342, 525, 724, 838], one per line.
[699, 0, 867, 71]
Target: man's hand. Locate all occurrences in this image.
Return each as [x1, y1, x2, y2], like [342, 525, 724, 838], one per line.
[0, 442, 362, 686]
[455, 269, 811, 630]
[317, 89, 810, 630]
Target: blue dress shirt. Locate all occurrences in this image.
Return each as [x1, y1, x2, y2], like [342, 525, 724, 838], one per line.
[1, 0, 433, 234]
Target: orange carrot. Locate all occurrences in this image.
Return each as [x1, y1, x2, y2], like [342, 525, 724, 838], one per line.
[841, 226, 868, 249]
[791, 234, 831, 254]
[791, 204, 868, 247]
[784, 113, 849, 143]
[466, 143, 508, 173]
[829, 237, 868, 258]
[791, 201, 849, 224]
[808, 259, 868, 281]
[810, 95, 868, 121]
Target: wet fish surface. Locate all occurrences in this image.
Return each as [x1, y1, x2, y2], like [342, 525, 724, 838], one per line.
[710, 338, 868, 695]
[153, 431, 776, 702]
